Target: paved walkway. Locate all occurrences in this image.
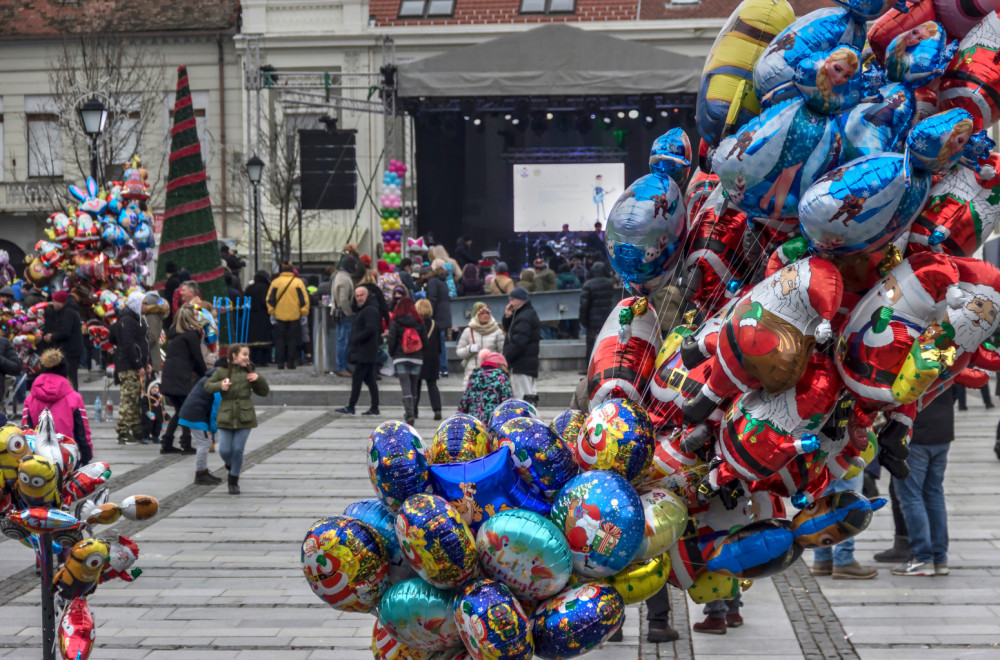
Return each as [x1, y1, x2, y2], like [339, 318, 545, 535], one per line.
[1, 394, 998, 659]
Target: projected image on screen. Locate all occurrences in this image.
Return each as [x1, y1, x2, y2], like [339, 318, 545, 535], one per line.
[513, 163, 626, 233]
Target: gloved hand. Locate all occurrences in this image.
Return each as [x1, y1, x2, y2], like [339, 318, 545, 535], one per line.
[469, 344, 480, 354]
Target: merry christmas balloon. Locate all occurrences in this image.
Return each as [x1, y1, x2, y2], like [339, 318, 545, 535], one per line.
[454, 578, 533, 660]
[492, 417, 578, 500]
[300, 515, 390, 612]
[395, 493, 479, 589]
[428, 414, 490, 464]
[573, 398, 655, 485]
[531, 583, 625, 659]
[344, 498, 413, 583]
[376, 578, 463, 652]
[604, 552, 671, 605]
[488, 399, 539, 435]
[475, 509, 573, 602]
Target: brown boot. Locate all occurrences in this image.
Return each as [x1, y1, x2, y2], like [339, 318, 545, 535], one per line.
[832, 561, 878, 579]
[812, 560, 832, 576]
[692, 616, 727, 635]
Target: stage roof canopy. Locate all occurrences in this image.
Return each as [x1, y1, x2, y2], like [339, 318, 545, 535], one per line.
[396, 24, 703, 98]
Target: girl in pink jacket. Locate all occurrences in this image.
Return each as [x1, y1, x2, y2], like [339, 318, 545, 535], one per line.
[23, 349, 92, 465]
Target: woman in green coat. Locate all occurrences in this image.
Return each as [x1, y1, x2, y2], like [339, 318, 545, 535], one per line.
[204, 343, 270, 494]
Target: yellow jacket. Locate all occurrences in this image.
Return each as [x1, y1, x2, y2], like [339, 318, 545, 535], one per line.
[266, 272, 310, 321]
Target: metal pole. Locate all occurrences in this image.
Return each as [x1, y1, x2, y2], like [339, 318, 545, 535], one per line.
[297, 203, 303, 268]
[252, 182, 261, 273]
[40, 533, 56, 660]
[89, 135, 99, 182]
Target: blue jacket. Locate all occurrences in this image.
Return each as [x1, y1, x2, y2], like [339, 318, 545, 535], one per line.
[178, 368, 220, 433]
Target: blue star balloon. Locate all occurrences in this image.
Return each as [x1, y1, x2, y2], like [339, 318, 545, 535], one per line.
[492, 417, 578, 499]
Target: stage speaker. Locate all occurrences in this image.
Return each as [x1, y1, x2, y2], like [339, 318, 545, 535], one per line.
[299, 129, 357, 210]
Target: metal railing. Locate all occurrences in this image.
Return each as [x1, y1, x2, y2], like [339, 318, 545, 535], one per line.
[0, 181, 57, 211]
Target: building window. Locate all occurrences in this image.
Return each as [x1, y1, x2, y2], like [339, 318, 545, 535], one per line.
[520, 0, 575, 14]
[26, 95, 62, 178]
[398, 0, 455, 19]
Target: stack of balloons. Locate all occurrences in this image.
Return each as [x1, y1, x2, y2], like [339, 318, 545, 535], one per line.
[1, 156, 162, 355]
[380, 159, 408, 266]
[0, 410, 159, 660]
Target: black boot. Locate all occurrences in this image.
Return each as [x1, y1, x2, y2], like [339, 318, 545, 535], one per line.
[179, 436, 196, 455]
[195, 470, 222, 485]
[873, 535, 911, 563]
[228, 474, 240, 495]
[403, 396, 415, 426]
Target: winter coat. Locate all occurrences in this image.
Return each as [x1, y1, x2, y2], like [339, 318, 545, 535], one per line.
[458, 366, 514, 424]
[456, 323, 505, 383]
[533, 268, 558, 292]
[912, 391, 954, 445]
[178, 368, 221, 433]
[425, 272, 453, 329]
[0, 337, 18, 407]
[358, 282, 391, 329]
[160, 328, 207, 397]
[386, 315, 426, 363]
[142, 299, 169, 371]
[109, 308, 149, 373]
[205, 363, 269, 429]
[579, 263, 618, 333]
[489, 274, 515, 295]
[457, 265, 485, 297]
[349, 295, 383, 364]
[516, 270, 536, 292]
[266, 272, 310, 322]
[557, 272, 581, 290]
[420, 317, 441, 381]
[42, 298, 85, 359]
[23, 373, 92, 464]
[396, 266, 416, 295]
[502, 302, 541, 377]
[244, 278, 273, 347]
[569, 377, 589, 413]
[332, 270, 355, 318]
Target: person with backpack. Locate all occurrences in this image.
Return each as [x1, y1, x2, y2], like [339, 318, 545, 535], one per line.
[266, 264, 310, 370]
[179, 357, 225, 486]
[386, 297, 426, 425]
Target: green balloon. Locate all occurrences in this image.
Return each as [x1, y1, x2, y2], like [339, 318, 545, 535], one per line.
[377, 578, 462, 652]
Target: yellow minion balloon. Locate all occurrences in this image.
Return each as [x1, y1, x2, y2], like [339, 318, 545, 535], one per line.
[16, 455, 60, 508]
[0, 426, 30, 490]
[54, 538, 109, 601]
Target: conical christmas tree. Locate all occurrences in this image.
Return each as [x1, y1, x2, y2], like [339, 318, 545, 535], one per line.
[154, 65, 225, 299]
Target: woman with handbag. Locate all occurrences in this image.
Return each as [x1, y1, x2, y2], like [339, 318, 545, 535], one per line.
[414, 298, 442, 421]
[386, 297, 426, 425]
[455, 302, 505, 386]
[159, 304, 207, 455]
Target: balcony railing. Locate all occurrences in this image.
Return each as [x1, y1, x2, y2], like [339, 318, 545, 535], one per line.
[0, 181, 59, 212]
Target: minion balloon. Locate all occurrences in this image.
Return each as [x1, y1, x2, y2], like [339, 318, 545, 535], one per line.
[16, 455, 61, 508]
[0, 426, 30, 490]
[54, 538, 109, 601]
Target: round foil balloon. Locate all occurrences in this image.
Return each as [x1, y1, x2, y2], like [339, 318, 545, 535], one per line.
[368, 421, 430, 513]
[475, 509, 572, 602]
[429, 414, 490, 464]
[300, 515, 390, 612]
[549, 471, 645, 578]
[605, 173, 686, 289]
[687, 570, 741, 604]
[492, 417, 578, 499]
[574, 399, 655, 485]
[532, 583, 625, 659]
[649, 128, 693, 187]
[372, 616, 434, 660]
[488, 399, 539, 435]
[377, 578, 463, 651]
[395, 494, 478, 589]
[344, 498, 413, 583]
[454, 578, 533, 660]
[605, 553, 671, 605]
[550, 410, 586, 445]
[635, 488, 689, 561]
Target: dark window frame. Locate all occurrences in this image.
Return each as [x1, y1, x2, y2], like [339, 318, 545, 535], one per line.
[397, 0, 456, 19]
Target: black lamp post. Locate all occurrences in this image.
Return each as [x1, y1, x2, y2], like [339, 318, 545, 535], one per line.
[245, 155, 264, 272]
[77, 96, 108, 181]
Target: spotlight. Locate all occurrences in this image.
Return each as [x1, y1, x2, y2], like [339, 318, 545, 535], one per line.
[512, 118, 520, 125]
[617, 111, 625, 119]
[545, 112, 554, 120]
[504, 114, 512, 120]
[603, 116, 612, 124]
[628, 109, 639, 119]
[660, 110, 669, 117]
[473, 117, 482, 126]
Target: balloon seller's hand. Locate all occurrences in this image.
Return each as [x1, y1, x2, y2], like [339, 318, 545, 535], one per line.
[247, 372, 259, 383]
[221, 378, 231, 392]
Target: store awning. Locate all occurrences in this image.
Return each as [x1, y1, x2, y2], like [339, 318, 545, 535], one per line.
[396, 23, 703, 98]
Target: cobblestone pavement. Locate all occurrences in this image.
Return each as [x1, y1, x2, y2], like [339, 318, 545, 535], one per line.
[1, 397, 999, 659]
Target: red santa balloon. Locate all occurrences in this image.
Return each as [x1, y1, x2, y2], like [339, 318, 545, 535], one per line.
[939, 10, 1000, 129]
[681, 188, 748, 317]
[587, 297, 660, 410]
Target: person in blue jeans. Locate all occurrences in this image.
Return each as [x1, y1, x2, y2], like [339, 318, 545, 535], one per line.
[891, 392, 954, 576]
[812, 472, 879, 579]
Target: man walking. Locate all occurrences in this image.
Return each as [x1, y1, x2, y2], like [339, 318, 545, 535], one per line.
[42, 290, 84, 390]
[330, 256, 357, 377]
[108, 291, 150, 445]
[502, 287, 541, 406]
[337, 286, 381, 416]
[892, 393, 954, 576]
[267, 264, 310, 370]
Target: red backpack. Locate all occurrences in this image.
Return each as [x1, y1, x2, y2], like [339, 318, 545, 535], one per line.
[402, 327, 423, 354]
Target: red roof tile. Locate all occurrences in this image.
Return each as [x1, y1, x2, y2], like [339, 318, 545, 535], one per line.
[0, 0, 240, 38]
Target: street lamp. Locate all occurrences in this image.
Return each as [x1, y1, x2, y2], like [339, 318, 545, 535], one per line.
[245, 155, 264, 272]
[77, 96, 108, 181]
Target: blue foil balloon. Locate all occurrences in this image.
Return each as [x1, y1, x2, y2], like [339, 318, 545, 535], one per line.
[713, 98, 841, 227]
[550, 410, 586, 445]
[754, 7, 868, 105]
[649, 128, 692, 187]
[368, 421, 430, 514]
[344, 498, 413, 583]
[429, 446, 551, 532]
[454, 578, 533, 660]
[395, 493, 479, 589]
[531, 583, 625, 659]
[101, 223, 129, 248]
[798, 152, 931, 254]
[907, 108, 976, 174]
[705, 518, 803, 579]
[548, 470, 644, 578]
[837, 82, 914, 159]
[792, 46, 864, 115]
[885, 21, 952, 87]
[488, 399, 539, 437]
[492, 417, 578, 499]
[132, 221, 155, 249]
[476, 509, 573, 602]
[376, 578, 463, 651]
[605, 173, 686, 287]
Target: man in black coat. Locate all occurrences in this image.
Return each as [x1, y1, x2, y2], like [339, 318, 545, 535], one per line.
[502, 287, 541, 406]
[0, 335, 21, 407]
[42, 290, 85, 390]
[338, 286, 381, 416]
[108, 292, 151, 444]
[424, 263, 453, 377]
[579, 261, 619, 360]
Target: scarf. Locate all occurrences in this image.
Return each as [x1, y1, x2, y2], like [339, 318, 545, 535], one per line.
[468, 313, 499, 335]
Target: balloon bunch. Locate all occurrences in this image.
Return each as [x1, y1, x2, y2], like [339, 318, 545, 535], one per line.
[3, 156, 158, 354]
[380, 159, 408, 266]
[0, 411, 159, 660]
